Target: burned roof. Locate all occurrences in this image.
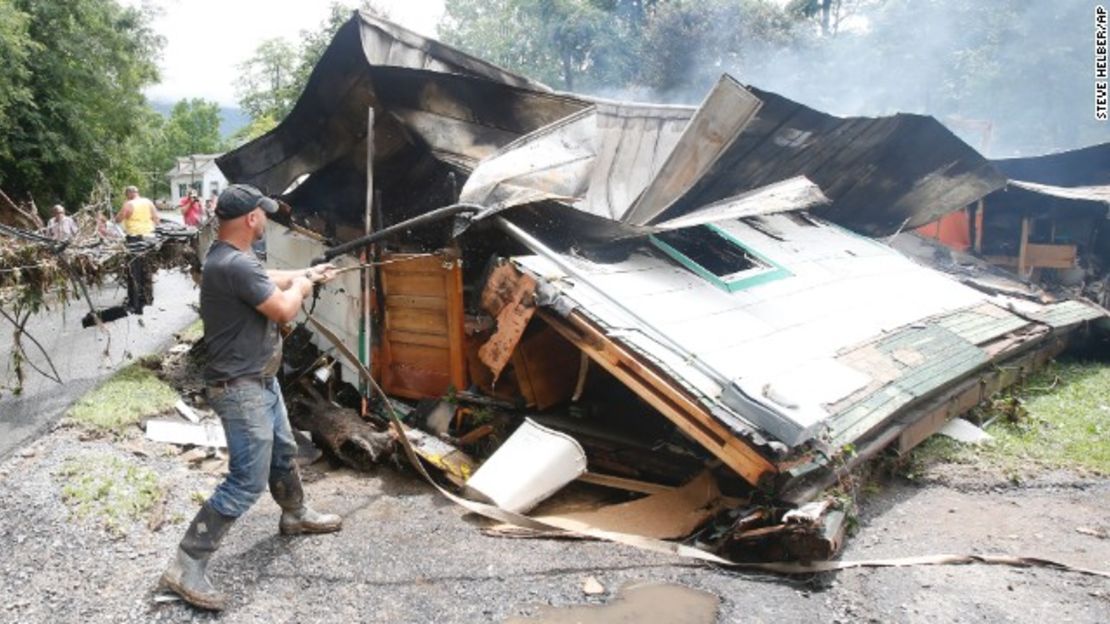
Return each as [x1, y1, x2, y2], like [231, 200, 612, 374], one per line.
[993, 142, 1110, 187]
[218, 12, 1005, 240]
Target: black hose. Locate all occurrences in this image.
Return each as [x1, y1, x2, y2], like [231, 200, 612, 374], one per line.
[311, 203, 484, 264]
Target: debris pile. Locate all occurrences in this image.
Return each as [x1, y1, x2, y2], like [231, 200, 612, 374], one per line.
[198, 12, 1108, 562]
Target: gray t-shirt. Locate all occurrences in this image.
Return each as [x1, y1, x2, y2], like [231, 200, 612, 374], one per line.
[201, 241, 280, 382]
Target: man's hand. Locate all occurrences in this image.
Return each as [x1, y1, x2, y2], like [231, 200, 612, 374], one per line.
[306, 263, 338, 284]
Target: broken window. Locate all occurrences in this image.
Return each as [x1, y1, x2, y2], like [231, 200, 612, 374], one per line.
[651, 224, 789, 292]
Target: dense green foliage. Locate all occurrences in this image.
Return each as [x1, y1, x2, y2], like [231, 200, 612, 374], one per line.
[0, 0, 162, 209]
[139, 98, 226, 197]
[440, 0, 1109, 156]
[0, 1, 231, 209]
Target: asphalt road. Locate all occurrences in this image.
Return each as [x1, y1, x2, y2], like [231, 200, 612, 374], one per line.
[0, 270, 199, 461]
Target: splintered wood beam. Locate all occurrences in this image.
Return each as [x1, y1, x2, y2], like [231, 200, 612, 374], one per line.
[536, 309, 778, 489]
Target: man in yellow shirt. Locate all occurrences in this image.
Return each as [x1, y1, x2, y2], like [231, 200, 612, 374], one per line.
[115, 185, 161, 313]
[115, 185, 160, 236]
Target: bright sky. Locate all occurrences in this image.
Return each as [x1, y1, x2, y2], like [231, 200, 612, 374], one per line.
[127, 0, 445, 106]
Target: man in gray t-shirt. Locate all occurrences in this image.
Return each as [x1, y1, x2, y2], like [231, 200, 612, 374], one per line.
[200, 240, 283, 382]
[160, 184, 342, 611]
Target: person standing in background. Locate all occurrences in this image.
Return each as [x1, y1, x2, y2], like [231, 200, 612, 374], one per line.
[116, 185, 160, 313]
[115, 185, 159, 236]
[180, 188, 204, 226]
[45, 204, 78, 241]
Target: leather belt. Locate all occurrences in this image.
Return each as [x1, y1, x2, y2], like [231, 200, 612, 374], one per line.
[206, 376, 273, 390]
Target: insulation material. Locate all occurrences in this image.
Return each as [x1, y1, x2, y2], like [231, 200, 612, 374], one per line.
[491, 471, 724, 540]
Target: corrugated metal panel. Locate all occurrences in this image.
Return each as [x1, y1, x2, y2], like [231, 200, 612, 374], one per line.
[263, 223, 363, 385]
[1008, 180, 1110, 205]
[621, 75, 762, 225]
[461, 102, 695, 219]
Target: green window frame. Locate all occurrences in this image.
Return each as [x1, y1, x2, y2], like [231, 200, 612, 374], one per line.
[650, 223, 791, 292]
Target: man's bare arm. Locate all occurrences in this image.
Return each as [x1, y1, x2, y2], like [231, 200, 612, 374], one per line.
[266, 264, 337, 290]
[255, 277, 314, 324]
[255, 267, 337, 323]
[115, 201, 132, 223]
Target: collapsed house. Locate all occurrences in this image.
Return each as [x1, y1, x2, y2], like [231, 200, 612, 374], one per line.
[916, 142, 1110, 306]
[209, 13, 1108, 560]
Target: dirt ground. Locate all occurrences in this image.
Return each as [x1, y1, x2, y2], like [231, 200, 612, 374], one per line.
[0, 415, 1107, 623]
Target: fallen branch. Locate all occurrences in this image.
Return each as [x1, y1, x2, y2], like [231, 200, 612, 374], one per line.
[290, 383, 394, 470]
[0, 303, 62, 387]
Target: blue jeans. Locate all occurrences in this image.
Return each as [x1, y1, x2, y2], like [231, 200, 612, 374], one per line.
[206, 378, 297, 518]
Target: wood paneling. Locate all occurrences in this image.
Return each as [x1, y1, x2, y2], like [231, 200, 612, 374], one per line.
[379, 254, 467, 399]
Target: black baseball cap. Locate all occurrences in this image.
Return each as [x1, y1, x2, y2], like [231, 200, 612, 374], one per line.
[215, 184, 279, 219]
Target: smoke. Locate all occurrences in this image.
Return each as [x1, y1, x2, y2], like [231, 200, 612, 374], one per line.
[583, 0, 1106, 158]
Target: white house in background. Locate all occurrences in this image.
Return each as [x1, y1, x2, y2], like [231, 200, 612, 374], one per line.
[166, 154, 227, 203]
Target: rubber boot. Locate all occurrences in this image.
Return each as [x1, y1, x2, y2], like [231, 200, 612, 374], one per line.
[160, 502, 235, 611]
[270, 467, 343, 535]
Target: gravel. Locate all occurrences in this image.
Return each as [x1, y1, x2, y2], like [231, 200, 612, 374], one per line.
[1, 422, 1107, 623]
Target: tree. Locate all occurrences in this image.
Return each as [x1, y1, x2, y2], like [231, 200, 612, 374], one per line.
[162, 99, 224, 157]
[0, 0, 162, 209]
[636, 0, 800, 100]
[749, 0, 1109, 155]
[292, 2, 389, 97]
[237, 2, 388, 125]
[440, 0, 644, 92]
[130, 99, 225, 197]
[228, 114, 279, 146]
[786, 0, 877, 36]
[0, 1, 35, 168]
[235, 38, 300, 122]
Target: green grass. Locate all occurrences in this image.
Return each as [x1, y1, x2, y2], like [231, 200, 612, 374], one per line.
[177, 318, 204, 343]
[66, 360, 179, 433]
[57, 454, 163, 535]
[913, 359, 1110, 475]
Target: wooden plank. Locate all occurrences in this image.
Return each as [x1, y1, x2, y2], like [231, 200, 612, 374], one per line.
[579, 472, 675, 495]
[1024, 243, 1077, 269]
[385, 307, 448, 334]
[537, 310, 777, 488]
[974, 200, 983, 254]
[386, 342, 451, 369]
[378, 252, 467, 399]
[1017, 216, 1030, 276]
[385, 294, 448, 311]
[384, 365, 452, 401]
[385, 329, 451, 349]
[478, 266, 538, 380]
[983, 255, 1019, 267]
[381, 271, 447, 296]
[443, 258, 468, 392]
